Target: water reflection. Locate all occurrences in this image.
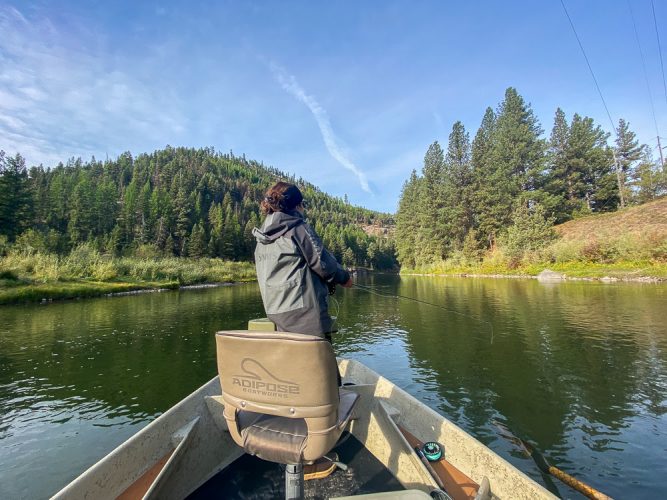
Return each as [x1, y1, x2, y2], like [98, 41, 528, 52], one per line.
[1, 277, 666, 499]
[341, 275, 667, 498]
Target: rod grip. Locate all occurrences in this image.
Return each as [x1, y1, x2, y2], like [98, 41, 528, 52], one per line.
[548, 466, 612, 500]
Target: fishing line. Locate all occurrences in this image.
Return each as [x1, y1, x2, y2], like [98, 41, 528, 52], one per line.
[330, 295, 340, 331]
[353, 282, 494, 344]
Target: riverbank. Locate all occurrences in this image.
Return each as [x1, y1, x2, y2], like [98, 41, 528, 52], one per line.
[405, 199, 667, 282]
[0, 250, 256, 305]
[402, 260, 667, 282]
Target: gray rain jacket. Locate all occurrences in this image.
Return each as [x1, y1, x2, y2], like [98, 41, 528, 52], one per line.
[252, 210, 350, 336]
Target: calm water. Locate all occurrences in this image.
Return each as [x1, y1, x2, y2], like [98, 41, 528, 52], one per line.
[1, 276, 666, 499]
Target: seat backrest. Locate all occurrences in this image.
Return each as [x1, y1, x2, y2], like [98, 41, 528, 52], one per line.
[216, 331, 339, 418]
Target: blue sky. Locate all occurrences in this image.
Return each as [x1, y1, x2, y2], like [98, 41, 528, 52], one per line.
[1, 1, 666, 213]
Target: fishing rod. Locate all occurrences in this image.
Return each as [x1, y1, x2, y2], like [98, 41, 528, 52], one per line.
[493, 420, 613, 500]
[352, 282, 494, 343]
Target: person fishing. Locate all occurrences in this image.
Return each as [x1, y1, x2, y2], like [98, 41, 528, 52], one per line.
[253, 181, 353, 345]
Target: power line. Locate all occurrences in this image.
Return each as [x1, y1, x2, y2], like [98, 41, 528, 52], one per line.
[629, 0, 665, 169]
[559, 0, 616, 134]
[652, 0, 667, 108]
[559, 0, 630, 205]
[628, 1, 661, 139]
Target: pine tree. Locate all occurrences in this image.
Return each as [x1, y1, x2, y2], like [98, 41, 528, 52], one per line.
[243, 212, 260, 258]
[631, 146, 664, 204]
[221, 206, 241, 259]
[207, 202, 224, 257]
[567, 114, 614, 214]
[395, 170, 420, 268]
[442, 121, 473, 250]
[0, 152, 34, 241]
[68, 177, 95, 244]
[342, 247, 355, 268]
[173, 184, 191, 256]
[479, 88, 545, 243]
[416, 141, 445, 263]
[471, 107, 497, 247]
[543, 108, 571, 221]
[614, 119, 643, 207]
[96, 180, 118, 235]
[545, 111, 613, 220]
[136, 180, 152, 243]
[187, 223, 207, 258]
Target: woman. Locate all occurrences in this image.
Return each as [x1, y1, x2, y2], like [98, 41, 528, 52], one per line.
[253, 181, 353, 338]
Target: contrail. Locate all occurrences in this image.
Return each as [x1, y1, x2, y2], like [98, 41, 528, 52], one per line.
[270, 63, 371, 193]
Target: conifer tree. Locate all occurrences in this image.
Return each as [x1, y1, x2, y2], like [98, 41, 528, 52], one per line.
[395, 170, 420, 268]
[96, 180, 118, 235]
[566, 114, 614, 214]
[187, 223, 207, 258]
[486, 88, 545, 239]
[443, 121, 473, 250]
[173, 184, 191, 256]
[471, 107, 497, 246]
[68, 177, 95, 244]
[416, 141, 445, 263]
[631, 146, 664, 204]
[543, 108, 570, 221]
[0, 152, 33, 241]
[614, 119, 642, 207]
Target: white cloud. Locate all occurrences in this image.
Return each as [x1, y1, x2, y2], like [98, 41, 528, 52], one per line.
[0, 5, 186, 166]
[270, 62, 372, 194]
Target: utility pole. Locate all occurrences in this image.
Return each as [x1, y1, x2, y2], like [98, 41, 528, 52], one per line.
[657, 136, 665, 171]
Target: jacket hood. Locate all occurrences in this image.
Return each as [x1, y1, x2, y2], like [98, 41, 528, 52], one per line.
[252, 210, 304, 244]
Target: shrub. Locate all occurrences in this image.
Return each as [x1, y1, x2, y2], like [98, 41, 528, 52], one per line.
[32, 253, 61, 282]
[91, 259, 118, 281]
[461, 230, 484, 263]
[63, 243, 101, 278]
[0, 269, 18, 280]
[133, 244, 162, 260]
[498, 203, 556, 262]
[14, 229, 48, 255]
[0, 235, 10, 256]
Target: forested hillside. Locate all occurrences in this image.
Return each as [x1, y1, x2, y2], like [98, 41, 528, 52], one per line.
[0, 147, 396, 269]
[396, 87, 666, 270]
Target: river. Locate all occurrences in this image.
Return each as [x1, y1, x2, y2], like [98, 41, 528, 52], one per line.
[1, 275, 665, 499]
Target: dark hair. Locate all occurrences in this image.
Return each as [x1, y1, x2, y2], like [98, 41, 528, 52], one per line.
[261, 181, 304, 215]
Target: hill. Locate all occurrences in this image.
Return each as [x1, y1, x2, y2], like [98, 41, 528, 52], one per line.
[556, 197, 667, 242]
[0, 147, 397, 270]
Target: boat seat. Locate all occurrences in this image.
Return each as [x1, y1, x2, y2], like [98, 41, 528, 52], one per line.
[235, 387, 359, 464]
[237, 411, 307, 464]
[215, 330, 359, 465]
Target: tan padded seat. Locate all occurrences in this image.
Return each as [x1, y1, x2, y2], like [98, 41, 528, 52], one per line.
[216, 330, 359, 464]
[238, 411, 308, 464]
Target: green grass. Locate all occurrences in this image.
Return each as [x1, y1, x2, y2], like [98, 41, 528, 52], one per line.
[0, 247, 256, 304]
[404, 258, 667, 280]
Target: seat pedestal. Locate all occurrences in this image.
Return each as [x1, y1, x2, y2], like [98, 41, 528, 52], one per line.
[285, 464, 304, 500]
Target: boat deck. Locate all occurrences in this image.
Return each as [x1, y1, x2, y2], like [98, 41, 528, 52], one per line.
[188, 433, 404, 499]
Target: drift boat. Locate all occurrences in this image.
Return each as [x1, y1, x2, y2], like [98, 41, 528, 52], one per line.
[53, 321, 556, 500]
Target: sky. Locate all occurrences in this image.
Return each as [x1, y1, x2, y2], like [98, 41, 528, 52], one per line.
[1, 1, 666, 213]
